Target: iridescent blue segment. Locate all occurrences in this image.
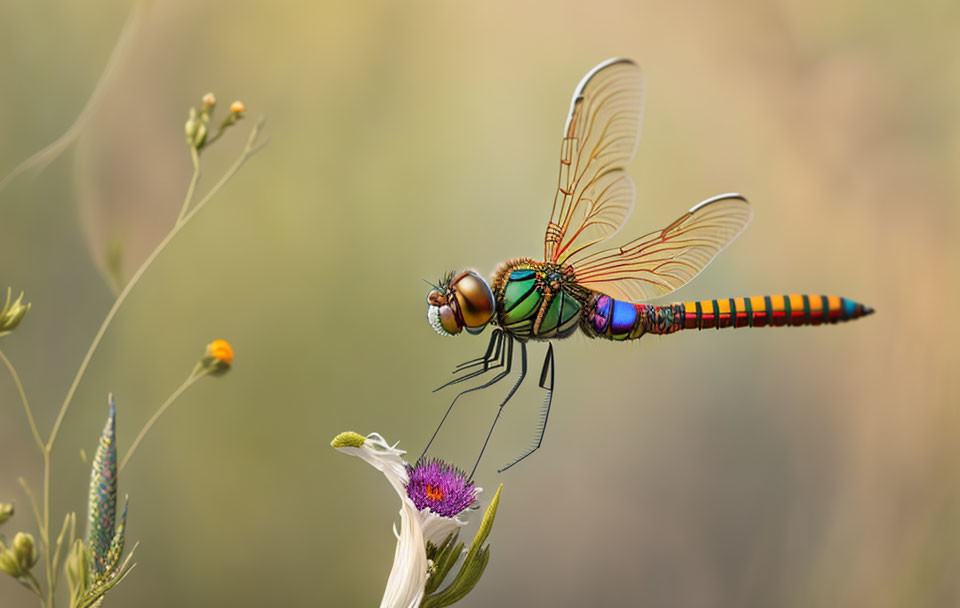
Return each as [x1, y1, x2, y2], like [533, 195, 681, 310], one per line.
[510, 269, 536, 281]
[610, 300, 638, 336]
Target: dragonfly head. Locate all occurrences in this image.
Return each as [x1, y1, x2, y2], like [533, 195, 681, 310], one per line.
[426, 270, 494, 337]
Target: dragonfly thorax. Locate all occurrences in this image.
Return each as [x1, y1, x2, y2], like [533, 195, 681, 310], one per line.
[491, 258, 585, 341]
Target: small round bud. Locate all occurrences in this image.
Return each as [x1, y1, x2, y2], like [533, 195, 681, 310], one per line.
[11, 532, 38, 571]
[208, 339, 233, 364]
[0, 549, 21, 577]
[0, 503, 12, 526]
[200, 339, 234, 375]
[230, 100, 245, 114]
[202, 92, 216, 107]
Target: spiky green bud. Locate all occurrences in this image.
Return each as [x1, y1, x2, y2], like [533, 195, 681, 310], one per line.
[87, 396, 118, 577]
[0, 288, 30, 338]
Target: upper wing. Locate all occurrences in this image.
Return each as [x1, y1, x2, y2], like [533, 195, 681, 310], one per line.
[544, 58, 645, 265]
[568, 193, 753, 302]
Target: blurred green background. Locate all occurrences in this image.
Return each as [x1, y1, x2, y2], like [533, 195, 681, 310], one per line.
[1, 0, 958, 605]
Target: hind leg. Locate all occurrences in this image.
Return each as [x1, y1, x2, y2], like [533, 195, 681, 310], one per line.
[498, 342, 555, 473]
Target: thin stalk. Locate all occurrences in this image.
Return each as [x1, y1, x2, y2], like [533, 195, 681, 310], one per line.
[119, 368, 208, 472]
[177, 146, 201, 225]
[0, 348, 43, 451]
[45, 117, 266, 451]
[16, 478, 42, 533]
[37, 118, 265, 608]
[42, 452, 52, 608]
[193, 117, 268, 210]
[23, 572, 43, 599]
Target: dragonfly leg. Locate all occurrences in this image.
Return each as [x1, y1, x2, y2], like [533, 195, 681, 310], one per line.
[419, 335, 515, 464]
[452, 329, 502, 372]
[498, 343, 555, 473]
[469, 341, 527, 479]
[433, 331, 505, 392]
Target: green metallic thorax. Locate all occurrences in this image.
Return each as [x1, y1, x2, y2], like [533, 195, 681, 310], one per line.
[490, 258, 589, 340]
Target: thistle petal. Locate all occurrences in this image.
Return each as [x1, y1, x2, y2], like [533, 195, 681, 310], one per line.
[87, 395, 118, 576]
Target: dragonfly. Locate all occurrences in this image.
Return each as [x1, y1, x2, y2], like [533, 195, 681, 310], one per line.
[421, 58, 874, 476]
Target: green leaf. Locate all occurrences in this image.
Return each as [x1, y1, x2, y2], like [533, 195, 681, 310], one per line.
[424, 534, 464, 595]
[421, 484, 502, 608]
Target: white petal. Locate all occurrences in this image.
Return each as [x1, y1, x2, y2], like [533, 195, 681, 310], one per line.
[418, 510, 468, 546]
[336, 433, 427, 608]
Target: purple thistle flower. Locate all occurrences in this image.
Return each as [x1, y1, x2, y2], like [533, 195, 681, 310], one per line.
[406, 459, 477, 517]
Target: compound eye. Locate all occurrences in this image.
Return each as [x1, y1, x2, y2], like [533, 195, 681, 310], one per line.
[438, 305, 462, 335]
[451, 272, 494, 329]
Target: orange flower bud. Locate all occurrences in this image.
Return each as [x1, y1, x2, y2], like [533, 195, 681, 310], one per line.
[207, 339, 234, 365]
[230, 100, 245, 114]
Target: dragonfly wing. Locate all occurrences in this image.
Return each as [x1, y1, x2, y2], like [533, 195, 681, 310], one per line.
[568, 193, 753, 302]
[544, 58, 645, 265]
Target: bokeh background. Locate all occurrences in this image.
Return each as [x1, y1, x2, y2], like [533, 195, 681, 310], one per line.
[1, 0, 958, 605]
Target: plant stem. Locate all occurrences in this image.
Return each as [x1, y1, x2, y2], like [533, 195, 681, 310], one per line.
[45, 117, 266, 452]
[36, 118, 265, 608]
[24, 572, 43, 599]
[193, 117, 268, 211]
[177, 146, 201, 225]
[16, 478, 42, 532]
[42, 452, 52, 608]
[119, 368, 208, 473]
[0, 348, 44, 451]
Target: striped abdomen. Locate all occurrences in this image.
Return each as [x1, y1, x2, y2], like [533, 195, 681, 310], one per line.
[583, 293, 874, 341]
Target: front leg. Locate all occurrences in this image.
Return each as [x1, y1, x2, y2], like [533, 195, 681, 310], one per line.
[420, 335, 515, 464]
[434, 330, 505, 392]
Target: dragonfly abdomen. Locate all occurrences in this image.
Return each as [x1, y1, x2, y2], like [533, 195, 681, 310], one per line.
[583, 293, 874, 341]
[681, 295, 874, 330]
[582, 294, 682, 340]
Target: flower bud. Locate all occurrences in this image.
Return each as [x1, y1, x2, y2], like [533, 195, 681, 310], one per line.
[202, 92, 216, 109]
[0, 503, 12, 525]
[0, 549, 21, 577]
[200, 339, 233, 374]
[330, 431, 366, 449]
[0, 289, 30, 338]
[218, 101, 246, 132]
[11, 532, 38, 571]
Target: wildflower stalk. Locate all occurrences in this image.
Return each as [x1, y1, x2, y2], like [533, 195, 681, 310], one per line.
[1, 118, 264, 608]
[0, 348, 43, 451]
[16, 479, 42, 534]
[119, 366, 210, 472]
[176, 146, 201, 225]
[46, 117, 266, 451]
